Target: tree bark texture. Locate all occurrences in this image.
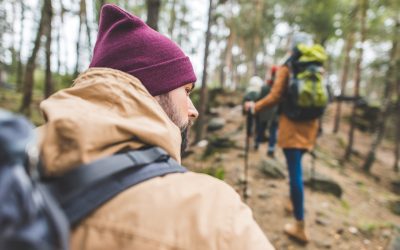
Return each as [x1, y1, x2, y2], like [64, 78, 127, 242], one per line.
[222, 26, 235, 89]
[44, 0, 54, 98]
[363, 19, 398, 172]
[20, 0, 48, 115]
[83, 0, 92, 59]
[16, 1, 25, 92]
[195, 0, 213, 143]
[395, 97, 400, 172]
[394, 19, 400, 172]
[146, 0, 161, 31]
[333, 32, 354, 133]
[168, 0, 177, 39]
[344, 0, 367, 160]
[75, 0, 85, 77]
[57, 0, 65, 75]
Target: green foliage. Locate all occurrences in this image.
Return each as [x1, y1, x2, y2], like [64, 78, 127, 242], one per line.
[33, 69, 45, 92]
[0, 88, 44, 125]
[358, 221, 394, 236]
[190, 87, 225, 114]
[340, 199, 351, 211]
[195, 166, 225, 180]
[220, 0, 276, 76]
[278, 0, 343, 45]
[56, 73, 75, 90]
[25, 68, 73, 93]
[190, 88, 201, 110]
[128, 0, 146, 20]
[336, 136, 347, 148]
[0, 89, 21, 111]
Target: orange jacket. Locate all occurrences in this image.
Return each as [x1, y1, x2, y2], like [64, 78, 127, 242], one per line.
[39, 68, 274, 250]
[255, 66, 319, 150]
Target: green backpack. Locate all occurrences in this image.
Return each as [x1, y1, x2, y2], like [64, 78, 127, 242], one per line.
[282, 44, 329, 121]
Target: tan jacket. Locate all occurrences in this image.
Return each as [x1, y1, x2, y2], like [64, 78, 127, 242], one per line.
[255, 66, 319, 150]
[39, 68, 274, 250]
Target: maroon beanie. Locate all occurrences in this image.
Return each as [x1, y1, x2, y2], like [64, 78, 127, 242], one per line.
[89, 4, 197, 96]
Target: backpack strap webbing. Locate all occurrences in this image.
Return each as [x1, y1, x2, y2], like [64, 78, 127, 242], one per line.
[42, 147, 186, 227]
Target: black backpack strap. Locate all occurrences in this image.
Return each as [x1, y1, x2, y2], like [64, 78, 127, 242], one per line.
[43, 147, 186, 227]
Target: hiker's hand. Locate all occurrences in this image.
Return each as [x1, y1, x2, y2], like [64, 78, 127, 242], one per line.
[244, 101, 255, 114]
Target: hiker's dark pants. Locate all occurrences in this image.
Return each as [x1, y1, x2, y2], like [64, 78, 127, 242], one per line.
[268, 121, 278, 152]
[283, 148, 305, 221]
[255, 118, 267, 146]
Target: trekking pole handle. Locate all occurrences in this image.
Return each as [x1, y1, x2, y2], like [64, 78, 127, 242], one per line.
[246, 110, 254, 137]
[244, 101, 255, 115]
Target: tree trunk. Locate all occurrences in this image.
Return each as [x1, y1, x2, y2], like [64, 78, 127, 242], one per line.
[74, 0, 84, 77]
[363, 19, 398, 172]
[395, 99, 400, 172]
[44, 0, 53, 98]
[20, 0, 47, 115]
[57, 0, 65, 75]
[219, 64, 225, 89]
[96, 0, 106, 23]
[344, 0, 367, 160]
[333, 32, 354, 133]
[222, 27, 234, 89]
[363, 106, 390, 172]
[394, 19, 400, 172]
[16, 1, 25, 92]
[176, 2, 189, 47]
[195, 0, 213, 143]
[10, 2, 17, 73]
[0, 3, 4, 88]
[146, 0, 161, 31]
[168, 0, 177, 39]
[82, 0, 92, 59]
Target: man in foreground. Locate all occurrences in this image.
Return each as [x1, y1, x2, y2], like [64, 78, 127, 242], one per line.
[38, 4, 274, 250]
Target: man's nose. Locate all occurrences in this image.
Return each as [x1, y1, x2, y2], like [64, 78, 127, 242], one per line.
[188, 97, 199, 119]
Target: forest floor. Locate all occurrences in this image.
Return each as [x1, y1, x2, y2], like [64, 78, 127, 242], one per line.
[2, 87, 400, 249]
[183, 91, 400, 250]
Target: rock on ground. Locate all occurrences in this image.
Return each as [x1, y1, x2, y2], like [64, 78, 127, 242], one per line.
[257, 158, 286, 179]
[387, 234, 400, 250]
[207, 118, 226, 132]
[303, 168, 343, 198]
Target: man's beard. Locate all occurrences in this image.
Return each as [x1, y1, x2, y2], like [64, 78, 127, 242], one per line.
[179, 122, 191, 155]
[157, 94, 192, 155]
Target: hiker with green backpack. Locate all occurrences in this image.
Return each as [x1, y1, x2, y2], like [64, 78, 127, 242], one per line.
[245, 32, 329, 243]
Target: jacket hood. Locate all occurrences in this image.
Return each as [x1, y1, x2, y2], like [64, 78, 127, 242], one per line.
[39, 68, 182, 175]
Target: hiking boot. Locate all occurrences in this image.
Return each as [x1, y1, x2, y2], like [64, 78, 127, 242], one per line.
[284, 220, 309, 243]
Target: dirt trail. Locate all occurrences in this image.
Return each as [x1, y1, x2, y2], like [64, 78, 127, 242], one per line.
[183, 94, 400, 250]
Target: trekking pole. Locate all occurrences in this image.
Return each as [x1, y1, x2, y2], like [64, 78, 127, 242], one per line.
[310, 150, 316, 189]
[243, 109, 253, 203]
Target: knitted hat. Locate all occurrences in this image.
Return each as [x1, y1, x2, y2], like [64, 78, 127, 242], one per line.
[89, 4, 197, 96]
